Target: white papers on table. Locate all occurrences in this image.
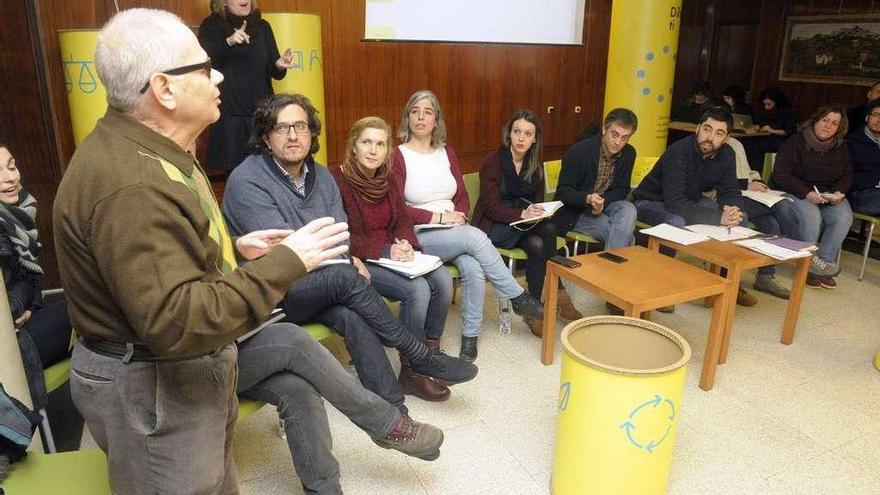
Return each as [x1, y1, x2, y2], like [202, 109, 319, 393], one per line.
[685, 224, 762, 241]
[414, 223, 456, 232]
[237, 309, 287, 344]
[741, 189, 790, 207]
[733, 238, 812, 260]
[639, 223, 709, 245]
[509, 201, 564, 226]
[367, 252, 443, 279]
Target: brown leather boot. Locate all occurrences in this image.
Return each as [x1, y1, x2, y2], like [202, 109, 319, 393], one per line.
[524, 317, 543, 338]
[398, 354, 450, 402]
[556, 287, 583, 320]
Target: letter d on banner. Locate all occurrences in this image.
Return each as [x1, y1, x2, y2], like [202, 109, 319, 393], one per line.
[603, 0, 682, 161]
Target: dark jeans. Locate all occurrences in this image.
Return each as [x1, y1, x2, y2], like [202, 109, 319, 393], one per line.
[849, 188, 880, 216]
[21, 297, 72, 367]
[279, 264, 423, 414]
[742, 196, 800, 276]
[488, 220, 560, 298]
[70, 342, 239, 494]
[237, 322, 398, 495]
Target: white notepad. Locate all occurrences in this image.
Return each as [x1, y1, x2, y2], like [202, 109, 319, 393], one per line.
[640, 223, 709, 245]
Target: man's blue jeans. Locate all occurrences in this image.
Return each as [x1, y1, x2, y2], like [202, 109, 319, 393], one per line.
[366, 263, 452, 342]
[572, 200, 637, 250]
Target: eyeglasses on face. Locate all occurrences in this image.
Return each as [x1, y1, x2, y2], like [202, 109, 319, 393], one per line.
[868, 112, 880, 119]
[272, 121, 311, 135]
[139, 59, 213, 94]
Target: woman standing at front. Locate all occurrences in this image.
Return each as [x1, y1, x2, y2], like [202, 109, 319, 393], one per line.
[392, 90, 543, 361]
[198, 0, 294, 171]
[331, 117, 472, 401]
[771, 104, 852, 290]
[472, 109, 582, 337]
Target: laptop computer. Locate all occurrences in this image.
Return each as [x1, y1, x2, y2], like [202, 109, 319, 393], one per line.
[732, 113, 755, 133]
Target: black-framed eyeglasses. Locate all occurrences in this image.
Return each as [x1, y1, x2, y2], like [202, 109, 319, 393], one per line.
[272, 122, 311, 135]
[869, 112, 880, 119]
[139, 59, 213, 94]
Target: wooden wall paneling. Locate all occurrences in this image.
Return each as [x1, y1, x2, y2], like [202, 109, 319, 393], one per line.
[1, 1, 62, 286]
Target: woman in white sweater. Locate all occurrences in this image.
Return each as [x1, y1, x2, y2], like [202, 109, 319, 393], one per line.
[391, 90, 543, 361]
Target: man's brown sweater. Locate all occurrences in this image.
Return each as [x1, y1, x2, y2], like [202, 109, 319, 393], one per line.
[53, 109, 305, 357]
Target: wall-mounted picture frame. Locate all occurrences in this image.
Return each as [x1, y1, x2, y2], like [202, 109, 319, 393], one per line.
[779, 15, 880, 86]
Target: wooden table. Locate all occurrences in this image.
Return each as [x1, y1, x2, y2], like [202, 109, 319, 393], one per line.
[540, 246, 732, 390]
[646, 236, 810, 365]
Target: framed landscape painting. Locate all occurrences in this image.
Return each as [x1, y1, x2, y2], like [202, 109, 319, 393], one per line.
[779, 15, 880, 86]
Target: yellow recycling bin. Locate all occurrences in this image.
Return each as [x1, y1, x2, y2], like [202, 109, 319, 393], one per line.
[552, 316, 691, 495]
[874, 346, 880, 372]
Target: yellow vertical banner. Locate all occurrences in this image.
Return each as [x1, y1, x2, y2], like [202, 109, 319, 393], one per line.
[263, 13, 328, 166]
[603, 1, 683, 160]
[58, 30, 104, 147]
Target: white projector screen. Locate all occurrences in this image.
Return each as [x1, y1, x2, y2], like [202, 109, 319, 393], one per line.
[364, 0, 586, 45]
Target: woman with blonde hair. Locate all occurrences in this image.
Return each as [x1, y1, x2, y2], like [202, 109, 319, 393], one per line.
[392, 90, 543, 361]
[331, 117, 477, 402]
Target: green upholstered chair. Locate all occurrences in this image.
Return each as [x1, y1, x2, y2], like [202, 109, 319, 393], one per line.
[852, 212, 880, 281]
[2, 449, 112, 494]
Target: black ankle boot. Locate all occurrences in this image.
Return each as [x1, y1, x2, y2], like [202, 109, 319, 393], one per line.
[459, 336, 478, 362]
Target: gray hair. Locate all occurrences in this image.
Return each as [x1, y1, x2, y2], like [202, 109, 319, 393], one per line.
[398, 89, 447, 147]
[95, 8, 193, 112]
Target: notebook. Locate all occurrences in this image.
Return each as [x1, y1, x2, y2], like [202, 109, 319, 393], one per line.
[509, 201, 564, 227]
[237, 309, 287, 344]
[367, 252, 443, 279]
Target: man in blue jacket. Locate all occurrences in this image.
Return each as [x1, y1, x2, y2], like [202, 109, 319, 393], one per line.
[555, 108, 638, 251]
[847, 98, 880, 215]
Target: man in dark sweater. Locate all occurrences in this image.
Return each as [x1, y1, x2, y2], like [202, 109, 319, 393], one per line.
[634, 107, 758, 306]
[847, 98, 880, 215]
[847, 82, 880, 132]
[555, 108, 638, 250]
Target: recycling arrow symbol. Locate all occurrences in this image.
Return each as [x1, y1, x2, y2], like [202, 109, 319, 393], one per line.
[619, 394, 676, 454]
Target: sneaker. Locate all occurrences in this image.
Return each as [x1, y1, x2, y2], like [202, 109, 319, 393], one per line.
[410, 350, 478, 385]
[809, 256, 838, 277]
[459, 336, 478, 362]
[510, 291, 544, 320]
[373, 414, 444, 461]
[753, 274, 791, 300]
[806, 274, 837, 290]
[736, 288, 758, 307]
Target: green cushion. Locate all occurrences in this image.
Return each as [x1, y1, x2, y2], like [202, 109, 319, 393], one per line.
[445, 264, 460, 278]
[566, 230, 598, 244]
[854, 212, 879, 223]
[3, 449, 111, 494]
[43, 359, 70, 394]
[463, 173, 480, 218]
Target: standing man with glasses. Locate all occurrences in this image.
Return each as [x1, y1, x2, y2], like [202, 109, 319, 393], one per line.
[53, 9, 348, 494]
[847, 98, 880, 215]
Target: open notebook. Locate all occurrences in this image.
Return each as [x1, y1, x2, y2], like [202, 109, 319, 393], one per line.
[509, 201, 564, 227]
[367, 252, 443, 279]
